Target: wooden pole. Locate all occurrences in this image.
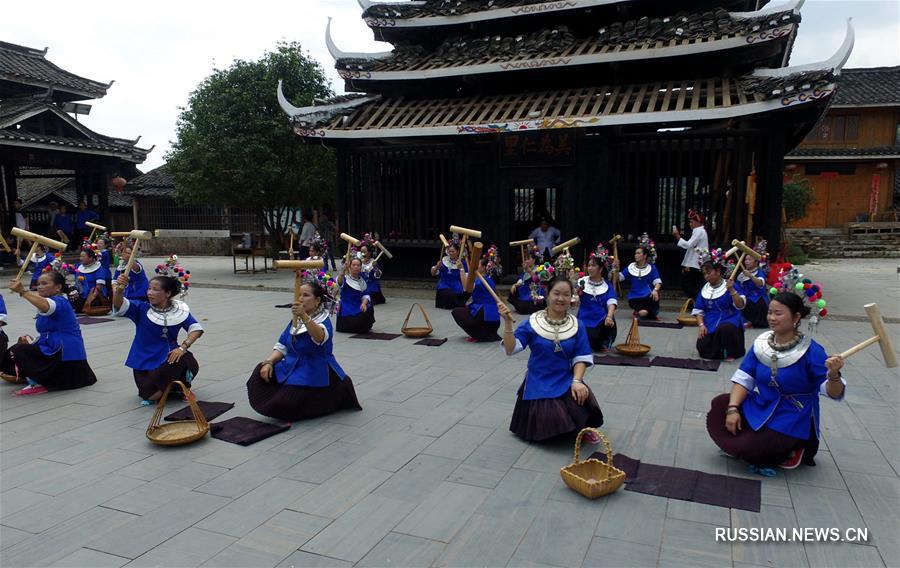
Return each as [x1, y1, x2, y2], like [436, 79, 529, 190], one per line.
[838, 303, 897, 367]
[464, 242, 484, 293]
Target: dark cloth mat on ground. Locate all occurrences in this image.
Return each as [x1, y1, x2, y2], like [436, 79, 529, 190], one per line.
[637, 320, 684, 329]
[210, 417, 290, 446]
[593, 355, 652, 367]
[351, 332, 402, 340]
[589, 451, 761, 512]
[274, 303, 292, 308]
[165, 401, 235, 422]
[415, 337, 448, 346]
[651, 356, 721, 372]
[76, 316, 114, 324]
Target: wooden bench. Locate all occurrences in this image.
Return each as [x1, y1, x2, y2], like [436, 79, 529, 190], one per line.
[231, 233, 270, 274]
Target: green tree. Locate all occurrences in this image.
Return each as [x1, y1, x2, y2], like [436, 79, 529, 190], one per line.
[166, 41, 335, 245]
[782, 175, 816, 225]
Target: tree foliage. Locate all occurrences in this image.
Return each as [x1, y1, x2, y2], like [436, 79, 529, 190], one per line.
[166, 42, 334, 242]
[782, 175, 816, 225]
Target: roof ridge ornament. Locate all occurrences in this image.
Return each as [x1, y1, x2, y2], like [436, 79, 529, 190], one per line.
[276, 81, 379, 122]
[732, 0, 805, 19]
[751, 18, 854, 78]
[326, 17, 392, 62]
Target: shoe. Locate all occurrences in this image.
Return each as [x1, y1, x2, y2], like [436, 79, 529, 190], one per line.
[14, 384, 48, 396]
[744, 322, 753, 330]
[747, 464, 777, 477]
[466, 337, 478, 343]
[599, 347, 609, 353]
[139, 399, 153, 407]
[581, 430, 601, 444]
[724, 357, 736, 362]
[779, 449, 804, 470]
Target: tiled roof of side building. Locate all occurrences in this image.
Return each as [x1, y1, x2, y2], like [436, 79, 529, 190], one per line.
[124, 165, 175, 196]
[0, 41, 109, 100]
[832, 66, 900, 106]
[787, 145, 900, 159]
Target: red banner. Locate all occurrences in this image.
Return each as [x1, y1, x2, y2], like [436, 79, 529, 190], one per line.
[869, 174, 881, 219]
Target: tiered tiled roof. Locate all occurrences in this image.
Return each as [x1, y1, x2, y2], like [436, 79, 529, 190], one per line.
[831, 66, 900, 107]
[16, 167, 132, 208]
[0, 41, 109, 101]
[124, 165, 175, 197]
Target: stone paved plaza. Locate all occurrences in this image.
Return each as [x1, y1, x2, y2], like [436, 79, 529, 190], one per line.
[0, 258, 897, 567]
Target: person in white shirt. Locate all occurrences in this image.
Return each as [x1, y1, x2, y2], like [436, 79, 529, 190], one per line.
[529, 218, 561, 259]
[672, 209, 709, 299]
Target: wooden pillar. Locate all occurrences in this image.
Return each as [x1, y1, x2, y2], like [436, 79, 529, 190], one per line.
[1, 161, 17, 231]
[761, 128, 785, 254]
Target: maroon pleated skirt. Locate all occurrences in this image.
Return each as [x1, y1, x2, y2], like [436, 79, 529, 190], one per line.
[8, 343, 96, 391]
[246, 363, 362, 422]
[696, 322, 746, 360]
[452, 307, 500, 342]
[132, 352, 199, 400]
[335, 310, 375, 334]
[509, 294, 545, 315]
[509, 382, 604, 442]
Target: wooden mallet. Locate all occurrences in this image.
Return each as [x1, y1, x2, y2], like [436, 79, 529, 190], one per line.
[464, 242, 485, 293]
[10, 228, 67, 282]
[450, 225, 481, 259]
[119, 230, 153, 283]
[273, 259, 325, 328]
[0, 233, 11, 253]
[437, 234, 450, 265]
[609, 234, 622, 293]
[552, 237, 580, 256]
[340, 233, 360, 266]
[474, 271, 514, 324]
[374, 241, 393, 263]
[510, 238, 533, 266]
[85, 221, 107, 242]
[729, 239, 762, 280]
[838, 303, 897, 368]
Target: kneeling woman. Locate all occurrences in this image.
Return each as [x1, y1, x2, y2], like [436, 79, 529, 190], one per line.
[500, 277, 603, 442]
[112, 270, 203, 405]
[453, 247, 502, 342]
[707, 292, 844, 473]
[615, 235, 661, 320]
[735, 241, 770, 329]
[431, 239, 468, 310]
[73, 248, 111, 314]
[335, 257, 374, 334]
[247, 274, 362, 422]
[577, 248, 618, 352]
[113, 243, 149, 302]
[6, 272, 97, 395]
[693, 249, 746, 360]
[359, 237, 386, 305]
[508, 245, 546, 315]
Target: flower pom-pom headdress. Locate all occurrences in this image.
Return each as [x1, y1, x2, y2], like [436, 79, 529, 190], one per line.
[553, 250, 581, 285]
[44, 252, 76, 281]
[154, 254, 191, 296]
[588, 242, 612, 271]
[310, 232, 329, 255]
[753, 239, 770, 273]
[484, 244, 503, 279]
[688, 208, 705, 224]
[526, 244, 544, 264]
[637, 233, 657, 264]
[300, 268, 339, 316]
[696, 247, 734, 273]
[768, 267, 827, 332]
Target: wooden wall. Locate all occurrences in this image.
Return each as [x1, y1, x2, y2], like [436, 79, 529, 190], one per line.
[790, 163, 897, 228]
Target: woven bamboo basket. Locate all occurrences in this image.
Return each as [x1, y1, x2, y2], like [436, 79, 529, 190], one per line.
[676, 298, 698, 326]
[146, 381, 209, 446]
[0, 371, 24, 384]
[614, 317, 651, 357]
[560, 428, 626, 499]
[401, 303, 433, 338]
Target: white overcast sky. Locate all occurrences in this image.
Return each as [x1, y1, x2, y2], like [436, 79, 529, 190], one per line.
[2, 0, 898, 171]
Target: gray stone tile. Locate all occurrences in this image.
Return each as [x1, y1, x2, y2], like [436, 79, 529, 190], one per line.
[125, 528, 236, 568]
[436, 514, 529, 568]
[804, 542, 886, 568]
[101, 481, 193, 516]
[0, 525, 33, 551]
[290, 462, 394, 518]
[279, 441, 361, 484]
[423, 424, 493, 461]
[665, 500, 730, 527]
[4, 474, 144, 533]
[2, 506, 137, 566]
[394, 481, 490, 543]
[0, 487, 52, 516]
[658, 518, 733, 568]
[277, 551, 352, 568]
[826, 436, 897, 477]
[88, 491, 230, 559]
[0, 436, 76, 471]
[785, 450, 847, 490]
[594, 491, 667, 547]
[356, 431, 435, 472]
[49, 548, 130, 568]
[302, 495, 416, 563]
[730, 505, 807, 567]
[204, 509, 331, 567]
[270, 422, 358, 459]
[1, 458, 73, 493]
[357, 532, 444, 567]
[35, 449, 152, 496]
[194, 451, 301, 498]
[583, 536, 660, 568]
[196, 477, 315, 537]
[790, 484, 866, 530]
[152, 461, 229, 489]
[374, 454, 461, 504]
[513, 497, 602, 567]
[476, 467, 555, 520]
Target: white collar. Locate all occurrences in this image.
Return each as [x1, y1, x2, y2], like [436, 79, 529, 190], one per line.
[753, 331, 811, 368]
[579, 276, 608, 296]
[530, 310, 579, 341]
[627, 262, 652, 277]
[442, 256, 460, 270]
[31, 253, 47, 263]
[77, 262, 101, 274]
[701, 281, 728, 300]
[344, 274, 367, 292]
[290, 309, 329, 336]
[145, 299, 191, 326]
[362, 259, 376, 271]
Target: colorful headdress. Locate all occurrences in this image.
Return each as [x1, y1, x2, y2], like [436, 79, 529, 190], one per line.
[446, 233, 462, 250]
[309, 232, 329, 254]
[483, 244, 503, 278]
[299, 268, 339, 316]
[637, 233, 657, 264]
[768, 266, 827, 332]
[553, 250, 582, 286]
[696, 247, 734, 273]
[154, 254, 191, 296]
[526, 243, 544, 263]
[752, 239, 770, 272]
[588, 242, 612, 271]
[43, 252, 76, 281]
[688, 209, 705, 224]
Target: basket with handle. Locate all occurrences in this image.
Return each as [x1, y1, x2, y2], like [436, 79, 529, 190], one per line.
[560, 428, 626, 499]
[146, 380, 209, 446]
[615, 317, 651, 357]
[0, 371, 24, 384]
[676, 298, 698, 326]
[401, 303, 433, 338]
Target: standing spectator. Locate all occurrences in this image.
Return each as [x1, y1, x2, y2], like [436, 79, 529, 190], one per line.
[76, 202, 100, 245]
[317, 211, 338, 271]
[529, 217, 561, 259]
[46, 202, 59, 237]
[53, 204, 75, 250]
[673, 209, 710, 300]
[298, 212, 317, 260]
[13, 199, 29, 259]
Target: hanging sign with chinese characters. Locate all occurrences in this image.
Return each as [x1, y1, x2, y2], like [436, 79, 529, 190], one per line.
[498, 129, 576, 168]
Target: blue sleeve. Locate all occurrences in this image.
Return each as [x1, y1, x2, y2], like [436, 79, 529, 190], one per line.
[124, 299, 144, 323]
[514, 319, 534, 349]
[181, 313, 199, 332]
[738, 345, 759, 376]
[278, 324, 291, 347]
[651, 266, 661, 281]
[0, 294, 6, 315]
[695, 292, 708, 311]
[806, 342, 829, 389]
[574, 326, 592, 359]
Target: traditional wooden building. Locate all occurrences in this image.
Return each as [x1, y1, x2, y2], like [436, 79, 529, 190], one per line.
[280, 0, 854, 278]
[0, 40, 150, 232]
[785, 66, 900, 228]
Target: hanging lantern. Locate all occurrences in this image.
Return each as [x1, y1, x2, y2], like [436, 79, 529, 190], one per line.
[111, 175, 127, 193]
